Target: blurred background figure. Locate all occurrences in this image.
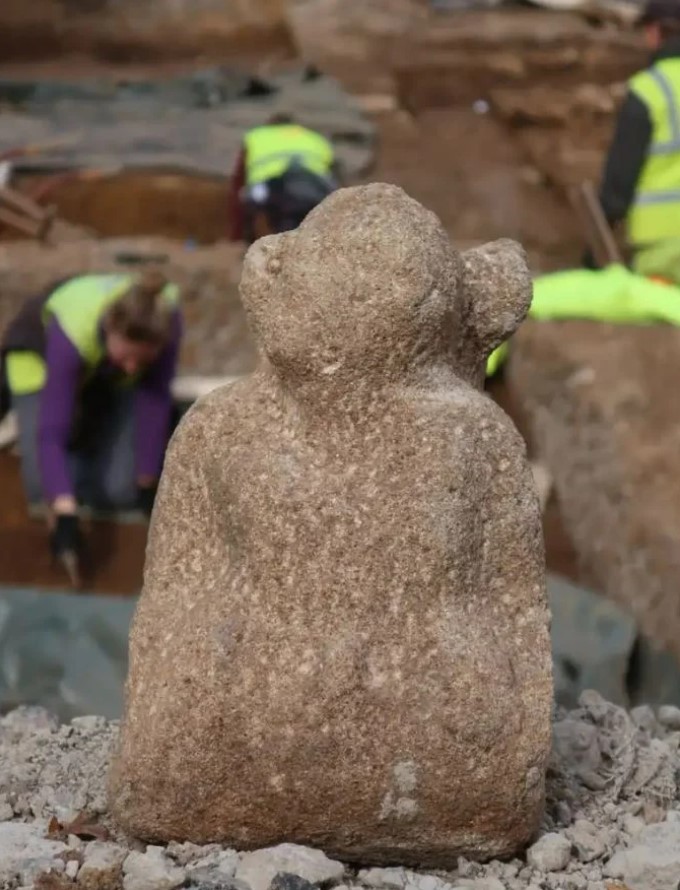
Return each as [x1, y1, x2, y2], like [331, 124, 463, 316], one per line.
[597, 0, 680, 279]
[0, 269, 182, 574]
[228, 113, 339, 244]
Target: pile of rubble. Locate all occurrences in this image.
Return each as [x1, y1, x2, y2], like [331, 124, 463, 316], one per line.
[1, 692, 680, 890]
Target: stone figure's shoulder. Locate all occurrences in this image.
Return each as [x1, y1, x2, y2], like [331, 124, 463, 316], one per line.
[414, 382, 527, 456]
[168, 375, 265, 459]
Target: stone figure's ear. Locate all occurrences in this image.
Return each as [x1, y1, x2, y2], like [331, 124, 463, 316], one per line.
[461, 239, 532, 353]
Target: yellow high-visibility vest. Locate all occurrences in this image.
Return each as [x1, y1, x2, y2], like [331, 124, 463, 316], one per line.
[6, 274, 179, 395]
[244, 124, 334, 186]
[628, 59, 680, 246]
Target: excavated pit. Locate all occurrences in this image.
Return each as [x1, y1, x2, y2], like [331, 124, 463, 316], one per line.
[0, 6, 648, 607]
[10, 172, 230, 243]
[3, 3, 680, 717]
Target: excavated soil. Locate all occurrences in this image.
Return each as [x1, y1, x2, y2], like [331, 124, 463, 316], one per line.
[11, 172, 230, 244]
[0, 0, 294, 65]
[509, 321, 680, 663]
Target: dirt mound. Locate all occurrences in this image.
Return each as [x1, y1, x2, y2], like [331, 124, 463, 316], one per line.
[0, 0, 294, 64]
[509, 320, 680, 662]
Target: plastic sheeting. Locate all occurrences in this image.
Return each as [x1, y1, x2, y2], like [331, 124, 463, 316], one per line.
[4, 574, 680, 721]
[0, 586, 135, 721]
[0, 66, 375, 178]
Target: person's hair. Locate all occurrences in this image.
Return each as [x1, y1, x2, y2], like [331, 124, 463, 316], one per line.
[105, 267, 174, 346]
[658, 18, 680, 39]
[268, 112, 295, 125]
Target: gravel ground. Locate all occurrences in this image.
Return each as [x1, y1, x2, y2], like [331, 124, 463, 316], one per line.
[1, 691, 680, 889]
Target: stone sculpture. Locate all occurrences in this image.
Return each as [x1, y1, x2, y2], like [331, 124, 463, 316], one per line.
[110, 183, 553, 866]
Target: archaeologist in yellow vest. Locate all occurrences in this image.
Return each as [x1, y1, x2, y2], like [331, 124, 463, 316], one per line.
[0, 269, 182, 571]
[597, 0, 680, 278]
[229, 114, 338, 243]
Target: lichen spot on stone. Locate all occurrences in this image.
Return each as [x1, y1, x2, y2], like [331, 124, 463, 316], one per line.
[380, 760, 420, 821]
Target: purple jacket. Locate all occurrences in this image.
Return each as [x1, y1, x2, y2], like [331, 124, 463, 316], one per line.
[38, 313, 182, 501]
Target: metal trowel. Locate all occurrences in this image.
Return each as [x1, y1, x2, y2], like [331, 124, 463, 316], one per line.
[58, 549, 82, 589]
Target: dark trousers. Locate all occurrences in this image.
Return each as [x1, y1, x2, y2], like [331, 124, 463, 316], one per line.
[12, 382, 137, 510]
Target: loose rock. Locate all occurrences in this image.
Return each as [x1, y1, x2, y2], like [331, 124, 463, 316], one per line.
[0, 793, 14, 821]
[0, 710, 116, 821]
[359, 867, 411, 889]
[527, 833, 572, 872]
[0, 706, 60, 742]
[358, 868, 455, 890]
[0, 820, 67, 884]
[123, 845, 186, 890]
[459, 879, 505, 890]
[166, 842, 222, 866]
[657, 704, 680, 730]
[630, 705, 657, 732]
[566, 820, 606, 863]
[604, 816, 680, 890]
[235, 845, 344, 890]
[77, 841, 128, 889]
[269, 874, 318, 890]
[185, 848, 241, 886]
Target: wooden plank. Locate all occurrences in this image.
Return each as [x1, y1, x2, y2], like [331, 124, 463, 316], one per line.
[0, 185, 50, 222]
[0, 204, 42, 237]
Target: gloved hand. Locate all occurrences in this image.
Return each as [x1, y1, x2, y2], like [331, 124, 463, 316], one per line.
[137, 484, 158, 518]
[50, 514, 81, 560]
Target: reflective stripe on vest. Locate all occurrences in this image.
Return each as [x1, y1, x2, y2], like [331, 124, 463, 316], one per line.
[244, 125, 334, 186]
[628, 59, 680, 245]
[5, 351, 47, 395]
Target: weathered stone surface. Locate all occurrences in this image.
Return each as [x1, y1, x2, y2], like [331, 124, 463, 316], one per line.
[110, 183, 552, 865]
[509, 321, 680, 661]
